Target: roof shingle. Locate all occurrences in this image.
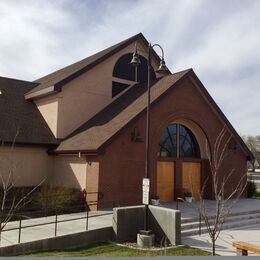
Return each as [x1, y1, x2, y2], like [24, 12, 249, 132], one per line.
[26, 33, 156, 97]
[0, 77, 58, 145]
[56, 69, 191, 152]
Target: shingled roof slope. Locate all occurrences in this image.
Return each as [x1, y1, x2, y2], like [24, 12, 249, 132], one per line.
[56, 68, 253, 160]
[0, 77, 58, 145]
[56, 69, 191, 152]
[27, 33, 156, 96]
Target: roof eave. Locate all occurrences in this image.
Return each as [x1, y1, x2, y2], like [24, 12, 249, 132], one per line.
[25, 85, 60, 100]
[26, 33, 164, 98]
[54, 148, 99, 156]
[188, 70, 255, 161]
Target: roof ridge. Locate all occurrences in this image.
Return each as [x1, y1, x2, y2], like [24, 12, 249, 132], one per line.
[26, 33, 147, 98]
[33, 32, 144, 84]
[55, 69, 190, 153]
[0, 75, 35, 85]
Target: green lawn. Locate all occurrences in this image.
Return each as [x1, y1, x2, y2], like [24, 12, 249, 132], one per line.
[24, 242, 211, 256]
[256, 189, 260, 197]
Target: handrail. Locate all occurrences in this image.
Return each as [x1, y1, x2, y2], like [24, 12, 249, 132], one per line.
[0, 200, 117, 244]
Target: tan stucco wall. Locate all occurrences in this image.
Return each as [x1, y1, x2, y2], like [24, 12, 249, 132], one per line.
[85, 161, 99, 204]
[34, 39, 159, 139]
[52, 155, 87, 190]
[0, 146, 53, 187]
[35, 96, 59, 137]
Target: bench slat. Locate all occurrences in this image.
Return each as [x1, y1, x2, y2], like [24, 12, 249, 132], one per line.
[233, 241, 260, 254]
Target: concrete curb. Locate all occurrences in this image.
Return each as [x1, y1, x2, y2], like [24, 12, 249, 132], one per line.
[0, 227, 113, 256]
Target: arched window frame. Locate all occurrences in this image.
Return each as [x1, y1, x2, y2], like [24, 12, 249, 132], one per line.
[112, 53, 156, 98]
[158, 124, 200, 159]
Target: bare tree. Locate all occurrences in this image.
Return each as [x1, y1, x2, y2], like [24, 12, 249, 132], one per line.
[241, 135, 260, 171]
[187, 127, 247, 255]
[0, 133, 45, 242]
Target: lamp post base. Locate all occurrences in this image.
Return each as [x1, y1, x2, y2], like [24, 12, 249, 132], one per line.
[137, 230, 155, 248]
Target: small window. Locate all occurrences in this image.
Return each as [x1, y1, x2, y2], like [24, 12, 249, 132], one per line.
[112, 81, 129, 98]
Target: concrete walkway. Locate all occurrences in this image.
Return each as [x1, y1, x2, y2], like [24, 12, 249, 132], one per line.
[0, 210, 112, 247]
[182, 224, 260, 256]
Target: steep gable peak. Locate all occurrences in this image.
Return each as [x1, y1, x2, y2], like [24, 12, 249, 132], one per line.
[25, 33, 161, 100]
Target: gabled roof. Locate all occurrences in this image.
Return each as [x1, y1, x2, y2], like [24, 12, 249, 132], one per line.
[56, 69, 253, 160]
[55, 69, 191, 153]
[0, 76, 58, 145]
[25, 33, 161, 99]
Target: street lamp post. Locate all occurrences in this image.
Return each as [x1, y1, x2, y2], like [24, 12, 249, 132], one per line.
[130, 42, 170, 235]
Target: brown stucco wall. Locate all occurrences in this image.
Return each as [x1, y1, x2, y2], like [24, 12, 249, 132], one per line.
[97, 76, 248, 206]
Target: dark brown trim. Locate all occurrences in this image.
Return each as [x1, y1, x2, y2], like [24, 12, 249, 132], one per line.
[97, 69, 253, 161]
[1, 141, 58, 149]
[54, 33, 162, 90]
[97, 72, 190, 153]
[157, 157, 202, 162]
[25, 86, 57, 100]
[28, 33, 164, 97]
[188, 70, 254, 161]
[54, 149, 99, 156]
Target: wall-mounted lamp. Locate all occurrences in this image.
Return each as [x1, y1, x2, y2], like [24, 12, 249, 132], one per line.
[131, 127, 143, 142]
[228, 139, 238, 151]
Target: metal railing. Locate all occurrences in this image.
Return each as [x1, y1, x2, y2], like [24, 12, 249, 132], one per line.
[0, 200, 118, 245]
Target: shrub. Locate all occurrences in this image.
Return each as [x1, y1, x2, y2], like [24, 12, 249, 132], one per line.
[247, 181, 256, 198]
[32, 185, 86, 215]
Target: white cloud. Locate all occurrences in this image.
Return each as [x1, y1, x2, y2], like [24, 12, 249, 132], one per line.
[0, 0, 259, 135]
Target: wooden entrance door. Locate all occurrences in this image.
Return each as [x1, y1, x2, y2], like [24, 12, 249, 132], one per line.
[157, 161, 174, 201]
[182, 162, 201, 199]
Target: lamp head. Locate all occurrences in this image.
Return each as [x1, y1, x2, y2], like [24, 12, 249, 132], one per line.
[129, 51, 141, 67]
[129, 43, 141, 67]
[156, 58, 170, 74]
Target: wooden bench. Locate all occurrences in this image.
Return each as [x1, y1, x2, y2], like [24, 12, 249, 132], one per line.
[233, 241, 260, 256]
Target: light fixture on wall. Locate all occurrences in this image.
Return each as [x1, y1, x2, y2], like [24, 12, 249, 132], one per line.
[131, 127, 143, 142]
[228, 139, 238, 151]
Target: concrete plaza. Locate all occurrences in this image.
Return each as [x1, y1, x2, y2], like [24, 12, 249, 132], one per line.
[161, 198, 260, 256]
[182, 224, 260, 256]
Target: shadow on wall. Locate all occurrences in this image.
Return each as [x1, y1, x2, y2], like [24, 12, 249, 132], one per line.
[113, 205, 181, 246]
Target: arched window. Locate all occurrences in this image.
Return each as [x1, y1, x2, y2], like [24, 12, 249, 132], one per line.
[112, 53, 156, 97]
[158, 124, 200, 158]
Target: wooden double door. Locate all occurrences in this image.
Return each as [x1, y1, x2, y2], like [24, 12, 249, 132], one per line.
[157, 160, 201, 201]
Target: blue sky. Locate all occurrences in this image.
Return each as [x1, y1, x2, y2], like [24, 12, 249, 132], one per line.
[0, 0, 259, 135]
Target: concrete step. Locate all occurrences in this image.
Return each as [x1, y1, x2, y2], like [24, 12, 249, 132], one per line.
[181, 217, 260, 237]
[181, 212, 260, 231]
[181, 209, 260, 224]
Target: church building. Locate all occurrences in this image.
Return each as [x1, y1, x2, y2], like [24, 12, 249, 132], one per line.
[0, 33, 253, 208]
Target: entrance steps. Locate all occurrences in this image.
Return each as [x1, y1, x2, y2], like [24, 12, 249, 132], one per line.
[181, 209, 260, 237]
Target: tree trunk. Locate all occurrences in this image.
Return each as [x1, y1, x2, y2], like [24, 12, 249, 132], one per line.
[212, 236, 216, 256]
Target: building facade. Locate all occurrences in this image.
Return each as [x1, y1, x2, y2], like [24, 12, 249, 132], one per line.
[0, 33, 253, 208]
